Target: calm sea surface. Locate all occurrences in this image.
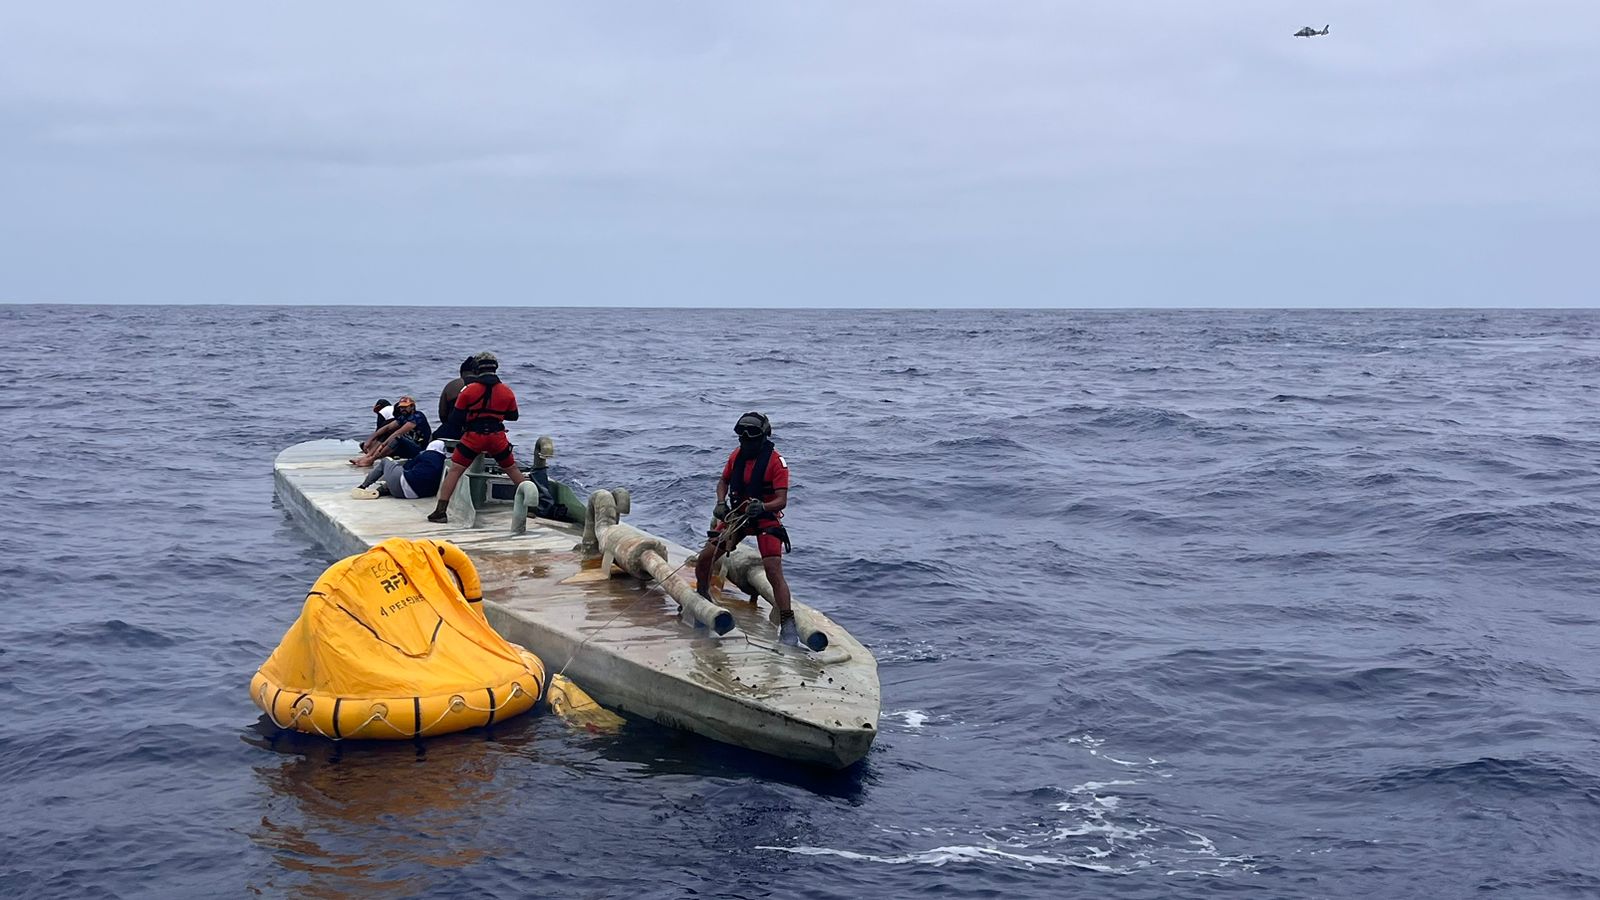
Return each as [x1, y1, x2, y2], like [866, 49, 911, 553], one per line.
[2, 305, 1598, 899]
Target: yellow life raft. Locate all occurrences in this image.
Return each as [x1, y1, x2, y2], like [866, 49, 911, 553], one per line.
[251, 537, 546, 740]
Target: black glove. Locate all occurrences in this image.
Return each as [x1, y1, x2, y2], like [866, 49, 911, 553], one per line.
[744, 499, 766, 517]
[713, 500, 730, 520]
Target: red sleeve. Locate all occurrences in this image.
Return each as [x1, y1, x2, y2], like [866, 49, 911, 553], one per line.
[721, 450, 737, 481]
[455, 383, 482, 410]
[501, 384, 518, 415]
[768, 451, 789, 490]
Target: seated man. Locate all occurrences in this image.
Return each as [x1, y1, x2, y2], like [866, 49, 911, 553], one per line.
[352, 396, 432, 466]
[356, 399, 392, 457]
[353, 440, 449, 500]
[371, 395, 393, 432]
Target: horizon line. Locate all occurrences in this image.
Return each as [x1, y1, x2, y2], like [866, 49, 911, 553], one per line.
[4, 300, 1598, 313]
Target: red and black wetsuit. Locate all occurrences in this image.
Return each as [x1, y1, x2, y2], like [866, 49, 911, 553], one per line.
[719, 440, 791, 557]
[448, 375, 520, 468]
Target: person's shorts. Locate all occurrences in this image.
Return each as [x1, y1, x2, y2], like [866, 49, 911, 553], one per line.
[452, 431, 516, 468]
[710, 517, 788, 558]
[391, 436, 423, 459]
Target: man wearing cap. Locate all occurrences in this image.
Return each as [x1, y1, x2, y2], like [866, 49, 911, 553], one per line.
[352, 396, 432, 466]
[427, 352, 530, 523]
[695, 411, 799, 644]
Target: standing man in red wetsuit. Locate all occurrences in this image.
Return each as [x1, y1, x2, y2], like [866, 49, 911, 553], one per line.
[695, 411, 798, 643]
[427, 352, 529, 523]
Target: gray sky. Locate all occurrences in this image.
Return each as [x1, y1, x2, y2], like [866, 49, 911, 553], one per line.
[1, 2, 1595, 307]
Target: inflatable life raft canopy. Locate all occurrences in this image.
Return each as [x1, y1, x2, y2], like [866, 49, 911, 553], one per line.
[251, 537, 545, 740]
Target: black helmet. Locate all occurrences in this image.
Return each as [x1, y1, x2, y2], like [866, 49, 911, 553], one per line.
[471, 351, 499, 375]
[734, 411, 771, 440]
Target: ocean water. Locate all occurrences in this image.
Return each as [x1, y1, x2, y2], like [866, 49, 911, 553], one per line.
[2, 305, 1598, 899]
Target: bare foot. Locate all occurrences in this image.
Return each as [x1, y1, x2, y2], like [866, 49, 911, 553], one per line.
[350, 456, 372, 467]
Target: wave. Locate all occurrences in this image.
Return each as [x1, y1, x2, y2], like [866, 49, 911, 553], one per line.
[1146, 648, 1463, 704]
[828, 557, 965, 593]
[1087, 406, 1202, 433]
[40, 619, 179, 650]
[1055, 501, 1216, 535]
[1363, 756, 1600, 801]
[1423, 504, 1600, 538]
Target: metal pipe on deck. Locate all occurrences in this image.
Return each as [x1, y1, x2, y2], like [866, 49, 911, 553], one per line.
[632, 533, 734, 635]
[585, 490, 735, 635]
[719, 547, 829, 651]
[581, 489, 619, 557]
[510, 481, 542, 534]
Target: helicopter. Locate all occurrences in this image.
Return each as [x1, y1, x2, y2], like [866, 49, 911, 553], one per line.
[1294, 25, 1331, 37]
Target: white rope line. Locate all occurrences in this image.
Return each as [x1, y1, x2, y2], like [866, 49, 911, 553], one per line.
[554, 557, 691, 679]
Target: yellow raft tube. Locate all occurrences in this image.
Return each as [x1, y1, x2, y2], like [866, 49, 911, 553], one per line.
[252, 537, 546, 740]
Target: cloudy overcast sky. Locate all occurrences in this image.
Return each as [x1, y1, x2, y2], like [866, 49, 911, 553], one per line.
[1, 2, 1595, 306]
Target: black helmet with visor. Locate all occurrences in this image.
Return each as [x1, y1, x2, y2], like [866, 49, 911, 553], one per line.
[734, 411, 771, 440]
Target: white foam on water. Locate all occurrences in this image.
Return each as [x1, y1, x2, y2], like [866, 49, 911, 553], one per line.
[757, 844, 1119, 872]
[772, 739, 1252, 879]
[1068, 779, 1139, 792]
[1067, 733, 1165, 770]
[1046, 777, 1252, 876]
[758, 776, 1254, 879]
[1048, 819, 1156, 841]
[873, 639, 946, 664]
[882, 709, 933, 730]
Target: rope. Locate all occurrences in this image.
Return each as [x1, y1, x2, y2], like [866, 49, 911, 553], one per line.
[713, 508, 753, 551]
[553, 554, 694, 679]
